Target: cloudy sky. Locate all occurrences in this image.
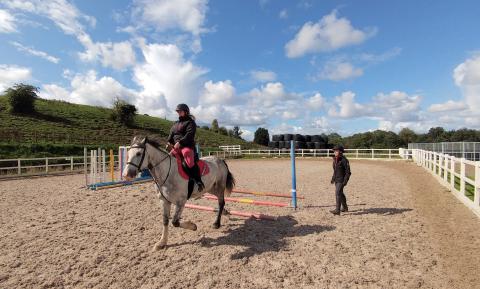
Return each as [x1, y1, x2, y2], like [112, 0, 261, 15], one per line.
[1, 0, 479, 140]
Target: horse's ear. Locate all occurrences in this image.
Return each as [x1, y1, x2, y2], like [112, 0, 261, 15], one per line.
[143, 136, 148, 144]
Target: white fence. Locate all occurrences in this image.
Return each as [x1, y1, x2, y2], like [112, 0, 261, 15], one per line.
[0, 156, 86, 179]
[209, 148, 404, 159]
[409, 142, 480, 161]
[409, 149, 480, 217]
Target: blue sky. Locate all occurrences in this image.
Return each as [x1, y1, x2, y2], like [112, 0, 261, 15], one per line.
[1, 0, 479, 140]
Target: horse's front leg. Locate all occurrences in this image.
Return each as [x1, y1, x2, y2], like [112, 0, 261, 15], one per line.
[154, 199, 171, 251]
[172, 201, 197, 231]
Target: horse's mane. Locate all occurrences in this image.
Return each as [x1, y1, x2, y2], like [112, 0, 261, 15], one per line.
[131, 135, 165, 150]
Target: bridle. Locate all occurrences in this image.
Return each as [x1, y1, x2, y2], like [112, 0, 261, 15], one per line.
[126, 138, 172, 188]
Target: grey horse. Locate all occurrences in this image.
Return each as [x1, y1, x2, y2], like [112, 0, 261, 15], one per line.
[122, 136, 235, 250]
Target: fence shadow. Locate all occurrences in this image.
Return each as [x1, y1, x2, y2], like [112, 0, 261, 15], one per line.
[198, 215, 335, 260]
[347, 207, 413, 216]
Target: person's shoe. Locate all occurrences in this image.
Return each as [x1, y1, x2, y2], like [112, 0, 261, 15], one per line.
[341, 206, 348, 212]
[330, 210, 340, 215]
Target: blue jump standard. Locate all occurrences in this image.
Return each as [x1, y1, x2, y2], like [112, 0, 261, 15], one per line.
[88, 176, 153, 190]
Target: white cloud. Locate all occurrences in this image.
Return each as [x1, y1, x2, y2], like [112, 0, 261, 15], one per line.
[328, 91, 369, 118]
[10, 41, 60, 64]
[132, 0, 208, 53]
[453, 54, 480, 112]
[250, 70, 277, 82]
[78, 38, 136, 70]
[358, 47, 402, 64]
[200, 80, 235, 105]
[285, 10, 377, 58]
[373, 91, 421, 122]
[306, 93, 325, 110]
[0, 9, 17, 33]
[318, 60, 363, 81]
[249, 82, 297, 107]
[428, 100, 467, 113]
[0, 64, 32, 91]
[41, 70, 137, 108]
[279, 9, 288, 19]
[133, 42, 207, 113]
[240, 129, 254, 141]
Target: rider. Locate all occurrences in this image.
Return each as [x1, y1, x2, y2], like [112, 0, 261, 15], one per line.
[167, 103, 205, 192]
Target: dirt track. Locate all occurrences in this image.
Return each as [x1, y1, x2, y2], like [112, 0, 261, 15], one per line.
[0, 159, 479, 289]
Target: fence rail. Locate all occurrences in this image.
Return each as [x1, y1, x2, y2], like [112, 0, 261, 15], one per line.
[208, 148, 403, 159]
[409, 149, 480, 217]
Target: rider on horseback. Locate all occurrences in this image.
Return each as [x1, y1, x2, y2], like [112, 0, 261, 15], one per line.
[167, 103, 205, 192]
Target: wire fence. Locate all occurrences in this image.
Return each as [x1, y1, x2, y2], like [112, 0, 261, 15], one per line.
[408, 142, 480, 161]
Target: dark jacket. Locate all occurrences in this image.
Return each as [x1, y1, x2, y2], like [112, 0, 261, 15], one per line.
[167, 116, 196, 149]
[331, 155, 351, 185]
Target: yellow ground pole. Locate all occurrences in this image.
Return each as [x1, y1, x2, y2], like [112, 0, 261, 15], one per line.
[109, 149, 114, 181]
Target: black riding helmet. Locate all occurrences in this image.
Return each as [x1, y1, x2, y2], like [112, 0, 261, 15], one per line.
[333, 145, 345, 152]
[176, 103, 190, 114]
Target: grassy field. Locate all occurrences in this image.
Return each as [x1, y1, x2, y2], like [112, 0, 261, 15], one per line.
[0, 96, 261, 158]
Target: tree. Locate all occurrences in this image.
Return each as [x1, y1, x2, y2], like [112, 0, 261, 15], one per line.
[111, 98, 137, 127]
[327, 133, 343, 146]
[398, 127, 417, 146]
[4, 83, 39, 114]
[201, 125, 210, 130]
[427, 127, 447, 142]
[233, 126, 243, 139]
[218, 126, 228, 136]
[253, 127, 269, 146]
[211, 119, 219, 132]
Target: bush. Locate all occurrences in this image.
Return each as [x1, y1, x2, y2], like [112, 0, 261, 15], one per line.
[4, 83, 39, 114]
[253, 127, 269, 146]
[111, 98, 137, 127]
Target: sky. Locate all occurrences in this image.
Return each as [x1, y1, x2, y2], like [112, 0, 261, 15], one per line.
[1, 0, 479, 140]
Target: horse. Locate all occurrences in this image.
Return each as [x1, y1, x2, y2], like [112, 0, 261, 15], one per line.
[122, 136, 235, 250]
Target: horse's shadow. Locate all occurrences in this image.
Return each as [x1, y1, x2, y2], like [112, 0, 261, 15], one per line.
[198, 215, 335, 260]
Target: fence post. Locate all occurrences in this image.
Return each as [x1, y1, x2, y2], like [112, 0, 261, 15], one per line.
[45, 157, 49, 174]
[17, 159, 21, 175]
[84, 147, 88, 187]
[474, 161, 480, 207]
[433, 153, 437, 175]
[443, 155, 448, 182]
[389, 149, 392, 159]
[371, 149, 374, 159]
[301, 149, 304, 158]
[460, 158, 466, 196]
[450, 156, 455, 190]
[71, 157, 74, 171]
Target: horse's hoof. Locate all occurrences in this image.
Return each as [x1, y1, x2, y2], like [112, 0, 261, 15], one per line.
[153, 242, 166, 251]
[212, 223, 220, 229]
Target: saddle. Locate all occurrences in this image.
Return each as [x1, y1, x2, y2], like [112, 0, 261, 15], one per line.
[171, 151, 209, 199]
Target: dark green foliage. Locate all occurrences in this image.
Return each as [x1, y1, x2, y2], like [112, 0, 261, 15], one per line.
[253, 127, 269, 146]
[111, 98, 137, 127]
[211, 119, 219, 132]
[398, 128, 417, 146]
[4, 83, 39, 114]
[233, 126, 243, 139]
[218, 126, 228, 136]
[201, 125, 210, 130]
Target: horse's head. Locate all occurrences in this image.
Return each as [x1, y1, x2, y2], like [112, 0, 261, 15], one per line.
[122, 136, 150, 181]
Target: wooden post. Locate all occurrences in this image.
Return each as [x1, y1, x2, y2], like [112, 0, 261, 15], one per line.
[474, 161, 480, 206]
[371, 149, 374, 159]
[356, 150, 359, 159]
[45, 157, 49, 174]
[71, 157, 74, 171]
[450, 156, 455, 190]
[17, 159, 21, 175]
[443, 155, 448, 183]
[460, 158, 466, 195]
[389, 149, 392, 159]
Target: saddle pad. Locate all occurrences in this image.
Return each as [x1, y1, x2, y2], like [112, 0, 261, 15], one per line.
[174, 156, 210, 180]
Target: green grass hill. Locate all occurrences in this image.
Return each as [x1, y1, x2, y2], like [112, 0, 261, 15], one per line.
[0, 96, 260, 158]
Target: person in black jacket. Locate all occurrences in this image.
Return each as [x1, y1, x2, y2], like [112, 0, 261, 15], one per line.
[167, 103, 204, 191]
[330, 145, 351, 215]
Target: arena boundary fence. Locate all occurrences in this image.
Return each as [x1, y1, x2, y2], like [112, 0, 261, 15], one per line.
[408, 149, 480, 218]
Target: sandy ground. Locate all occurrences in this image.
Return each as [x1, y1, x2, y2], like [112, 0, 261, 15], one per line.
[0, 159, 479, 289]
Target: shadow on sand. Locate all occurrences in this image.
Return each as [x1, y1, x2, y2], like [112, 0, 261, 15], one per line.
[198, 215, 335, 260]
[347, 207, 413, 216]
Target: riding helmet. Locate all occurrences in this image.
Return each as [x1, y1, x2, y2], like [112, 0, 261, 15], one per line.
[333, 145, 345, 152]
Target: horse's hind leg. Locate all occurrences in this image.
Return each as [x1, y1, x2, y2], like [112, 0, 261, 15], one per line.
[172, 202, 197, 231]
[213, 193, 225, 229]
[154, 199, 171, 251]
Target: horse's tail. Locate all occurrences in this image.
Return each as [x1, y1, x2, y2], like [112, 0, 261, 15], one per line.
[222, 160, 235, 196]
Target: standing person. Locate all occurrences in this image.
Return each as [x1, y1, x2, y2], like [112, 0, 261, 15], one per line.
[167, 103, 204, 192]
[330, 145, 351, 215]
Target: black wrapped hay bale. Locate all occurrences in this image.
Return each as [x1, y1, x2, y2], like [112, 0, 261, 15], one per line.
[304, 135, 312, 142]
